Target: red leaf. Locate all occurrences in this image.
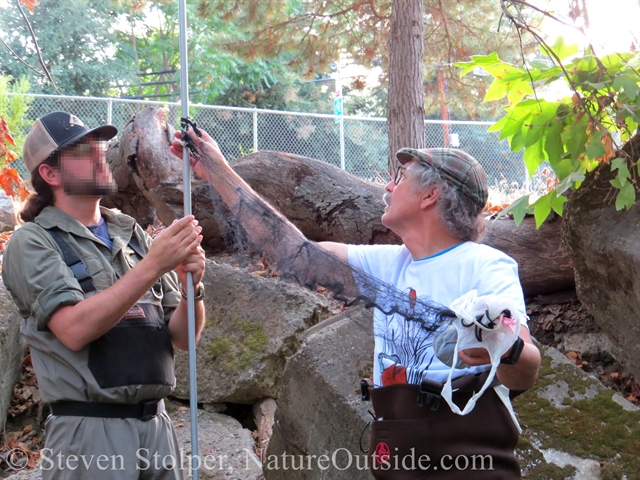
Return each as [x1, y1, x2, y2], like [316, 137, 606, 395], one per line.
[0, 117, 16, 146]
[20, 0, 40, 14]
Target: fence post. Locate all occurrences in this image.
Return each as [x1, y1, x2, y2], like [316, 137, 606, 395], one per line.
[107, 98, 113, 125]
[253, 108, 258, 153]
[339, 117, 345, 170]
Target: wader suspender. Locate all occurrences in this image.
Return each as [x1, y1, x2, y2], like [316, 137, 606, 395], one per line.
[44, 227, 169, 420]
[44, 228, 146, 293]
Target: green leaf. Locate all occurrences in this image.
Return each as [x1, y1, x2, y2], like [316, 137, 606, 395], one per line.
[499, 105, 535, 140]
[507, 80, 535, 105]
[585, 130, 606, 160]
[615, 182, 636, 211]
[544, 121, 565, 166]
[487, 115, 508, 133]
[484, 80, 510, 102]
[569, 116, 588, 163]
[524, 101, 559, 147]
[498, 194, 531, 226]
[613, 72, 640, 100]
[455, 53, 503, 77]
[510, 130, 525, 152]
[550, 193, 568, 216]
[541, 36, 579, 61]
[528, 66, 563, 82]
[556, 171, 586, 195]
[524, 140, 545, 177]
[611, 158, 631, 186]
[533, 193, 552, 228]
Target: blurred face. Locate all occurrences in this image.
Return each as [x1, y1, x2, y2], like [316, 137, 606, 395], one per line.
[58, 138, 116, 197]
[381, 162, 423, 231]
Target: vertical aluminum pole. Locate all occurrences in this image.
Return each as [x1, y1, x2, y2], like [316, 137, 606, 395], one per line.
[336, 63, 345, 170]
[178, 0, 199, 478]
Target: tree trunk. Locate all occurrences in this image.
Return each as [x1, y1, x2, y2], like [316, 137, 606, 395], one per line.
[562, 157, 640, 380]
[387, 0, 425, 175]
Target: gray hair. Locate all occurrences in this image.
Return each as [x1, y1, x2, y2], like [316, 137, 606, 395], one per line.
[406, 162, 485, 241]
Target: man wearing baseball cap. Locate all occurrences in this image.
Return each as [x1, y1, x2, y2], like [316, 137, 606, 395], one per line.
[171, 127, 541, 478]
[3, 111, 206, 479]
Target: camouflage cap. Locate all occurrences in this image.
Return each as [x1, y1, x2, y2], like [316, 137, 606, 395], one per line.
[396, 148, 488, 208]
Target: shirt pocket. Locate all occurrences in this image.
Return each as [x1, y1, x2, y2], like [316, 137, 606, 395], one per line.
[82, 256, 110, 292]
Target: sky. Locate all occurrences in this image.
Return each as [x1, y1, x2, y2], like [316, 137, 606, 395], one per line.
[542, 0, 639, 54]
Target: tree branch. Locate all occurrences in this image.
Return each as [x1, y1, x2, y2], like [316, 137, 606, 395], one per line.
[0, 35, 45, 77]
[14, 0, 62, 94]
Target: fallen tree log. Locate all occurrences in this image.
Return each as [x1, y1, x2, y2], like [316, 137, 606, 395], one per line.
[481, 215, 575, 298]
[103, 107, 574, 297]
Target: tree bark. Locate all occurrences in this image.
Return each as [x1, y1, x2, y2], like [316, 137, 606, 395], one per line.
[481, 215, 575, 298]
[387, 0, 425, 175]
[562, 158, 640, 380]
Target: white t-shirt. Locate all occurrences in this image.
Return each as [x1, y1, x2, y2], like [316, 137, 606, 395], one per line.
[348, 241, 527, 386]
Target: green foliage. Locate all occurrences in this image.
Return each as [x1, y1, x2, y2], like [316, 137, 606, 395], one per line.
[457, 40, 640, 226]
[0, 0, 135, 96]
[194, 0, 539, 120]
[0, 75, 33, 154]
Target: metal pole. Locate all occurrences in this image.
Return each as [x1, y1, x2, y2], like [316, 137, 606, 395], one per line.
[178, 0, 199, 478]
[336, 63, 345, 170]
[107, 98, 112, 126]
[253, 108, 258, 152]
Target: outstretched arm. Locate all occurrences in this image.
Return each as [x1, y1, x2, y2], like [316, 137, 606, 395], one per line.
[170, 129, 356, 294]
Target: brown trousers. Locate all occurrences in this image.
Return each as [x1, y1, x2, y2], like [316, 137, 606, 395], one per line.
[369, 373, 521, 480]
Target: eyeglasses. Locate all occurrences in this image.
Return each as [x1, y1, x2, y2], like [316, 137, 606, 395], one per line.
[64, 140, 105, 159]
[393, 166, 406, 185]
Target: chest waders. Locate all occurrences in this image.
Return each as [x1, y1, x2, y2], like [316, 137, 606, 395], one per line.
[44, 228, 174, 419]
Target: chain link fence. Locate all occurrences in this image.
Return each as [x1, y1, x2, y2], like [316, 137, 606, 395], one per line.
[8, 94, 526, 190]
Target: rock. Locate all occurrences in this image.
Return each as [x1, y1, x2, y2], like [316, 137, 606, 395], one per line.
[515, 344, 640, 479]
[173, 259, 331, 404]
[169, 406, 262, 480]
[560, 332, 615, 361]
[0, 189, 17, 232]
[264, 307, 374, 480]
[253, 398, 277, 456]
[203, 403, 228, 414]
[262, 305, 640, 479]
[0, 279, 24, 431]
[562, 160, 640, 380]
[4, 469, 41, 480]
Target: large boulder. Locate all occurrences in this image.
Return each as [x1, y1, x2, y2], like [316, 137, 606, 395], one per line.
[0, 279, 24, 432]
[562, 161, 640, 379]
[168, 405, 262, 480]
[515, 345, 640, 479]
[261, 303, 640, 479]
[173, 259, 331, 404]
[264, 307, 374, 480]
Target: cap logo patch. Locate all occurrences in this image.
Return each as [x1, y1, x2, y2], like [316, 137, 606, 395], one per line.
[69, 114, 85, 128]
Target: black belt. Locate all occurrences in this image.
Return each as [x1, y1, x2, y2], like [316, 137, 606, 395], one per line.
[50, 399, 164, 421]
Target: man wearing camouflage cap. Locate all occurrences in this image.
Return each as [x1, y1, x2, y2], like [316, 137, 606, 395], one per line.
[3, 111, 206, 479]
[170, 126, 541, 478]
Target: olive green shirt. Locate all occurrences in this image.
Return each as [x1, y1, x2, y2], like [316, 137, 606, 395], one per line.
[2, 206, 181, 403]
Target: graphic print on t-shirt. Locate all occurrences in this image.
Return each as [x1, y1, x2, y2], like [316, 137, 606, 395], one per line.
[378, 289, 439, 385]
